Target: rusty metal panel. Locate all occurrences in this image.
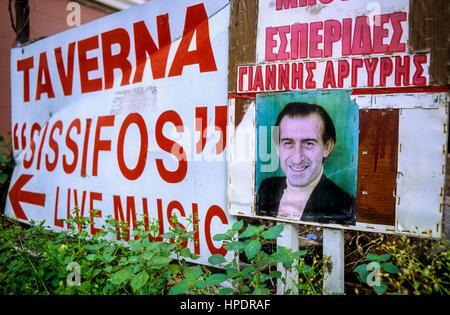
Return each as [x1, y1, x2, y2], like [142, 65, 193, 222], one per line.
[395, 95, 448, 238]
[356, 109, 399, 226]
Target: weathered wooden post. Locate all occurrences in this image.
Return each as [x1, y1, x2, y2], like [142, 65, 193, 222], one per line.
[276, 226, 345, 295]
[276, 223, 299, 295]
[322, 228, 345, 294]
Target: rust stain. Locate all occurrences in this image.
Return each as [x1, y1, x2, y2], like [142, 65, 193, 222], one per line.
[358, 109, 398, 173]
[234, 97, 255, 127]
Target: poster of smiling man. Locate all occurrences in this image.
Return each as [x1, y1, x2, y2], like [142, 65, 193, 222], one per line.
[255, 91, 358, 225]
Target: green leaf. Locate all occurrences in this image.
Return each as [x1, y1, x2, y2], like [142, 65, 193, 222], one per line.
[381, 262, 400, 274]
[194, 280, 205, 289]
[270, 247, 292, 268]
[353, 264, 369, 283]
[150, 255, 171, 266]
[190, 253, 200, 260]
[131, 271, 149, 292]
[145, 242, 162, 251]
[205, 273, 228, 285]
[127, 256, 140, 264]
[261, 224, 284, 239]
[129, 241, 142, 252]
[212, 233, 229, 241]
[160, 242, 176, 253]
[378, 254, 391, 262]
[183, 231, 195, 239]
[293, 250, 308, 258]
[253, 287, 270, 295]
[92, 268, 102, 278]
[83, 244, 97, 253]
[187, 265, 203, 280]
[168, 280, 191, 295]
[140, 251, 154, 261]
[219, 287, 234, 295]
[103, 254, 115, 263]
[0, 173, 8, 185]
[366, 253, 379, 261]
[104, 266, 113, 273]
[240, 225, 264, 238]
[110, 268, 133, 285]
[373, 280, 388, 295]
[232, 220, 244, 231]
[269, 270, 282, 278]
[132, 263, 143, 274]
[245, 239, 261, 260]
[168, 264, 180, 275]
[160, 232, 175, 239]
[86, 254, 96, 261]
[224, 241, 245, 251]
[180, 247, 193, 258]
[208, 254, 227, 265]
[299, 264, 313, 275]
[51, 277, 59, 288]
[226, 267, 239, 278]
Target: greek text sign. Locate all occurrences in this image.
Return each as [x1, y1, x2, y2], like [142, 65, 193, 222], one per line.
[237, 0, 429, 93]
[227, 0, 447, 238]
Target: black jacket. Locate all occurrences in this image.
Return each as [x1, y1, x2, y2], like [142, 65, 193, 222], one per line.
[256, 174, 356, 225]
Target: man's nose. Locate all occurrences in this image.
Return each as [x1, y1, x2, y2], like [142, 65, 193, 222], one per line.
[292, 143, 305, 162]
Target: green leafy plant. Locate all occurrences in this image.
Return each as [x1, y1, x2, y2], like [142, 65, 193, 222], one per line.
[6, 209, 447, 296]
[104, 212, 202, 295]
[209, 221, 284, 295]
[0, 135, 15, 214]
[205, 221, 324, 295]
[379, 236, 450, 295]
[0, 211, 182, 295]
[353, 252, 400, 295]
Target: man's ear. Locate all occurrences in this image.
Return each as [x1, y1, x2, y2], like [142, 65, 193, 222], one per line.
[323, 139, 334, 159]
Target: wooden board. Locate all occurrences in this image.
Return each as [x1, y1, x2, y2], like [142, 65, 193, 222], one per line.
[409, 0, 449, 85]
[228, 0, 259, 93]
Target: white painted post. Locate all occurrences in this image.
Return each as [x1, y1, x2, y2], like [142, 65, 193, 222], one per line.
[277, 223, 299, 295]
[322, 228, 345, 294]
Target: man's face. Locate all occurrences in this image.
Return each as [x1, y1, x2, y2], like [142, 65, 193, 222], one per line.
[278, 114, 334, 187]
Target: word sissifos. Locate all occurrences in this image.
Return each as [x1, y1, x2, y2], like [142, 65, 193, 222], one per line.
[13, 106, 227, 184]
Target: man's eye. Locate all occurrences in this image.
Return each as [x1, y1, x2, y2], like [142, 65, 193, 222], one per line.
[282, 141, 293, 147]
[304, 141, 315, 148]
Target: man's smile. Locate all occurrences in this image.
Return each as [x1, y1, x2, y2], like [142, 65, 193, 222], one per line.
[288, 163, 309, 173]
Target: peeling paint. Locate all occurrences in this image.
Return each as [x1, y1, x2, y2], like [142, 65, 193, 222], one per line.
[111, 86, 157, 115]
[305, 4, 326, 15]
[392, 97, 447, 239]
[227, 99, 256, 216]
[352, 92, 447, 110]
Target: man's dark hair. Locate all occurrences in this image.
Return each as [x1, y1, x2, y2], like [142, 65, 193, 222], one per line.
[273, 102, 336, 145]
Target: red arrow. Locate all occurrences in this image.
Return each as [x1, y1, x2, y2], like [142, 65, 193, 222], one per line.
[8, 174, 46, 221]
